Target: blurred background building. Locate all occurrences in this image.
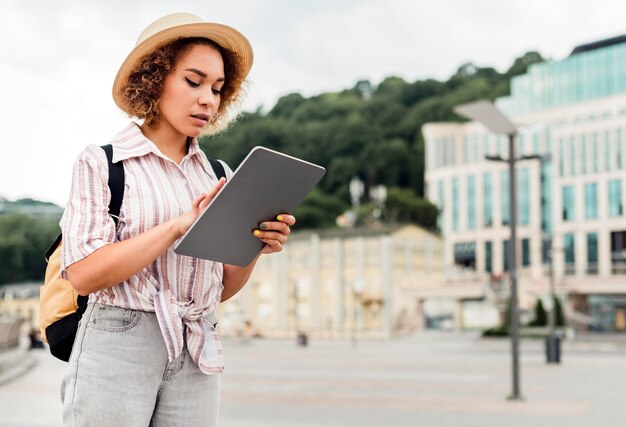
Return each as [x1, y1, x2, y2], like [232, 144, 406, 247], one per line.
[215, 225, 472, 339]
[423, 35, 626, 333]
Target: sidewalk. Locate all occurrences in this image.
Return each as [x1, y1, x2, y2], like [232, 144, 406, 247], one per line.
[1, 331, 626, 426]
[0, 339, 37, 386]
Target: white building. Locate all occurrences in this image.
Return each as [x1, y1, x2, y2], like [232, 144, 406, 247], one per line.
[423, 36, 626, 332]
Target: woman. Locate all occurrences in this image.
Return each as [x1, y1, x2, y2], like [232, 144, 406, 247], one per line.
[59, 13, 293, 426]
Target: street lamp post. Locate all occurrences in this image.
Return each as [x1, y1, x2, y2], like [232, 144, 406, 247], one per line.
[454, 100, 524, 401]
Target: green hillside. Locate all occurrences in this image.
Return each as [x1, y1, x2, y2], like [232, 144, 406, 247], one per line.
[199, 52, 544, 230]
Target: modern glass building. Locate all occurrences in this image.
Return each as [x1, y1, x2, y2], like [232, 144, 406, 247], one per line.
[423, 35, 626, 332]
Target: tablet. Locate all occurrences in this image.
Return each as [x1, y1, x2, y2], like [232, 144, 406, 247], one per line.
[174, 146, 326, 266]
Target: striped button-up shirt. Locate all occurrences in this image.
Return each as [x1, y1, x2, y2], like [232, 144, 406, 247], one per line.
[60, 122, 232, 374]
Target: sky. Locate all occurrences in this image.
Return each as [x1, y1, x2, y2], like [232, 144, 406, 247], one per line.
[1, 0, 625, 206]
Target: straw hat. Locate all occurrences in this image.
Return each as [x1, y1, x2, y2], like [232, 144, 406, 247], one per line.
[112, 13, 253, 112]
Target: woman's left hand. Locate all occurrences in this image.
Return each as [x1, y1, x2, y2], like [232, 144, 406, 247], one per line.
[252, 214, 296, 255]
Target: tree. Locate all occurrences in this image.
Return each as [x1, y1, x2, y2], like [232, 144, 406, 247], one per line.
[506, 51, 545, 78]
[528, 299, 547, 327]
[385, 187, 438, 230]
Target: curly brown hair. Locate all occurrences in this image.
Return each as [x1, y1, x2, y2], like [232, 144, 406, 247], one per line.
[119, 37, 247, 133]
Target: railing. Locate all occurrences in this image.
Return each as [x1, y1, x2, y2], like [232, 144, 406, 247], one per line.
[0, 317, 24, 351]
[564, 263, 576, 276]
[586, 262, 599, 275]
[611, 262, 626, 275]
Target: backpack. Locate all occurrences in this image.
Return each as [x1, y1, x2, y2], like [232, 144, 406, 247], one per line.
[40, 145, 226, 361]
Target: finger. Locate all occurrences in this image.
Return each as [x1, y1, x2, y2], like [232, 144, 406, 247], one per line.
[253, 230, 288, 245]
[258, 221, 291, 235]
[253, 229, 287, 242]
[276, 214, 296, 226]
[260, 238, 283, 252]
[206, 177, 226, 199]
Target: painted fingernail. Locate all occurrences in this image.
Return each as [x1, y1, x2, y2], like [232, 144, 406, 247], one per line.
[253, 230, 261, 236]
[259, 223, 267, 230]
[277, 215, 284, 221]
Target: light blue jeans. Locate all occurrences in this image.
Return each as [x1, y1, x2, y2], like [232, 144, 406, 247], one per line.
[61, 303, 220, 426]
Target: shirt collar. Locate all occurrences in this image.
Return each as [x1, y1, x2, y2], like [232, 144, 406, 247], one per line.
[111, 122, 203, 164]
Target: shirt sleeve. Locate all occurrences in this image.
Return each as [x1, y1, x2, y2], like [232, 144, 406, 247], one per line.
[60, 145, 117, 279]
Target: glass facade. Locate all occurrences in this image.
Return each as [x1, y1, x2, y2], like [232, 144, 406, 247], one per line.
[485, 241, 492, 273]
[496, 42, 626, 116]
[483, 172, 493, 227]
[609, 180, 623, 217]
[562, 185, 575, 221]
[585, 183, 598, 219]
[467, 176, 476, 230]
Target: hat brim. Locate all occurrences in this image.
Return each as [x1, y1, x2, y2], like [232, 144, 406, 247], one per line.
[112, 22, 253, 112]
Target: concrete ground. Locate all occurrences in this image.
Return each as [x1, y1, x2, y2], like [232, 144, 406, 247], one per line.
[1, 331, 625, 426]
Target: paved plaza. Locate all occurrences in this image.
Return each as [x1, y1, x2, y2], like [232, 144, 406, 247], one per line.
[1, 331, 625, 426]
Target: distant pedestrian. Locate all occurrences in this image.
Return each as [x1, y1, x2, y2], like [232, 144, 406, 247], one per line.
[59, 13, 295, 426]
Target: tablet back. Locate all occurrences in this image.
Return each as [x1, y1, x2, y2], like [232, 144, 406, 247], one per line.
[174, 146, 326, 266]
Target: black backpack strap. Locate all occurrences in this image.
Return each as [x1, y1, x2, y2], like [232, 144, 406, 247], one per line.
[101, 144, 125, 226]
[208, 158, 226, 180]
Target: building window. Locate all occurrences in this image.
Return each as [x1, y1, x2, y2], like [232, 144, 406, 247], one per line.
[452, 178, 459, 231]
[503, 239, 510, 272]
[608, 180, 623, 217]
[467, 176, 476, 230]
[542, 238, 551, 265]
[564, 233, 576, 275]
[541, 160, 553, 234]
[519, 133, 526, 156]
[454, 242, 476, 270]
[519, 168, 530, 225]
[501, 171, 510, 226]
[532, 132, 540, 154]
[522, 238, 530, 267]
[611, 231, 626, 274]
[584, 183, 598, 219]
[562, 185, 575, 221]
[570, 137, 576, 176]
[559, 138, 565, 176]
[483, 172, 493, 227]
[463, 136, 470, 164]
[587, 233, 598, 275]
[485, 241, 493, 273]
[605, 131, 611, 172]
[592, 132, 599, 173]
[437, 180, 445, 231]
[580, 135, 587, 175]
[617, 128, 623, 170]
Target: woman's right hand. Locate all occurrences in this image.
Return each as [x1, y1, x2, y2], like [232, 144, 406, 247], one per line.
[173, 177, 226, 238]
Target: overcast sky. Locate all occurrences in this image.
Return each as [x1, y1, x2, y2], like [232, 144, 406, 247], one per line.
[2, 0, 625, 206]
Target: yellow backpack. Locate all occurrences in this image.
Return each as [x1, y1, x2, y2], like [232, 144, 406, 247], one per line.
[40, 144, 124, 361]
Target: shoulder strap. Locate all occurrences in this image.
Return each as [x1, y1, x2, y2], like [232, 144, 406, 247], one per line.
[208, 158, 226, 180]
[101, 144, 125, 225]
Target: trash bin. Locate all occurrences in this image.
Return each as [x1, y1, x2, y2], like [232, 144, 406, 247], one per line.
[545, 333, 561, 364]
[297, 332, 308, 347]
